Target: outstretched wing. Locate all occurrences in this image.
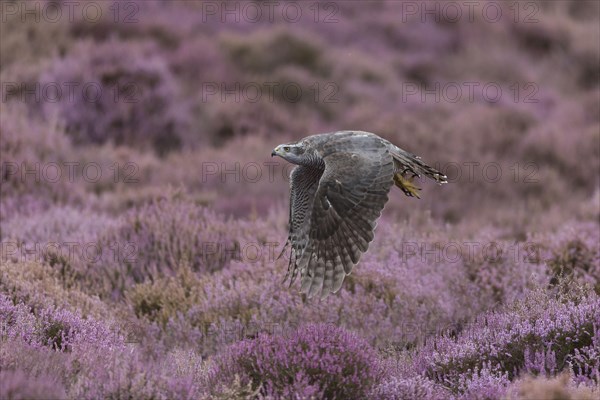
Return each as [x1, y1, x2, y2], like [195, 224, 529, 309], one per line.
[287, 133, 395, 298]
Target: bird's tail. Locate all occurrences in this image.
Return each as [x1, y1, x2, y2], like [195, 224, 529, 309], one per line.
[389, 147, 447, 198]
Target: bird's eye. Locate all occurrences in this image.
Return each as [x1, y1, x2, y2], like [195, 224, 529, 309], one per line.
[283, 146, 291, 152]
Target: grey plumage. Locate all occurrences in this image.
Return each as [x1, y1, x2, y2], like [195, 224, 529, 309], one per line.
[272, 131, 447, 299]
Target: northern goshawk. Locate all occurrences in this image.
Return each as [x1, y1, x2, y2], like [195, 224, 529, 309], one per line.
[272, 131, 447, 299]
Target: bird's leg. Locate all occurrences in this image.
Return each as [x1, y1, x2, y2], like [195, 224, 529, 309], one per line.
[394, 172, 422, 198]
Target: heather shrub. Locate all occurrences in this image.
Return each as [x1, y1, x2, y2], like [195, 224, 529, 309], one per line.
[108, 198, 240, 272]
[126, 263, 199, 325]
[0, 293, 203, 399]
[85, 197, 270, 297]
[370, 375, 448, 400]
[0, 105, 160, 220]
[459, 227, 549, 307]
[511, 15, 570, 57]
[522, 1, 600, 89]
[571, 35, 600, 88]
[0, 369, 67, 400]
[454, 366, 511, 400]
[568, 334, 600, 387]
[270, 65, 341, 120]
[0, 2, 71, 70]
[67, 0, 200, 48]
[220, 28, 329, 76]
[186, 28, 336, 144]
[0, 337, 69, 392]
[38, 39, 189, 155]
[124, 254, 287, 355]
[1, 206, 121, 293]
[532, 222, 600, 294]
[194, 95, 312, 146]
[548, 238, 600, 293]
[67, 348, 204, 400]
[129, 259, 276, 355]
[170, 36, 237, 93]
[207, 323, 383, 399]
[521, 119, 600, 192]
[1, 206, 118, 244]
[566, 0, 600, 21]
[153, 135, 294, 217]
[0, 105, 81, 220]
[210, 374, 261, 399]
[0, 259, 114, 321]
[0, 294, 121, 352]
[416, 286, 600, 393]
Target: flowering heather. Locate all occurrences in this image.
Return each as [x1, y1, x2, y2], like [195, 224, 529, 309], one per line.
[0, 294, 207, 399]
[369, 375, 449, 400]
[207, 323, 383, 399]
[37, 39, 189, 155]
[542, 222, 600, 293]
[0, 294, 122, 352]
[1, 206, 118, 244]
[414, 287, 600, 393]
[84, 198, 272, 298]
[0, 369, 66, 400]
[0, 105, 80, 220]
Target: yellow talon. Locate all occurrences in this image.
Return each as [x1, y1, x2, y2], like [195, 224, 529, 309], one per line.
[394, 173, 421, 199]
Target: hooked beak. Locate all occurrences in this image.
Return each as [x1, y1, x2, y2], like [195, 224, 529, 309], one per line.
[271, 146, 280, 157]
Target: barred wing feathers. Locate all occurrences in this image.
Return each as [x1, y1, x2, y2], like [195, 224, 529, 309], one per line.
[283, 133, 395, 299]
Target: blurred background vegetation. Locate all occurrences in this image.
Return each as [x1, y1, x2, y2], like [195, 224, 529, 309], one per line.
[1, 0, 598, 228]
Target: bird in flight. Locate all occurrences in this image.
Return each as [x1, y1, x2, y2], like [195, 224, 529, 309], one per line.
[271, 131, 447, 299]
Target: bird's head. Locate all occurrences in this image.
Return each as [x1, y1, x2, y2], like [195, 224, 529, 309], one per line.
[271, 142, 307, 164]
